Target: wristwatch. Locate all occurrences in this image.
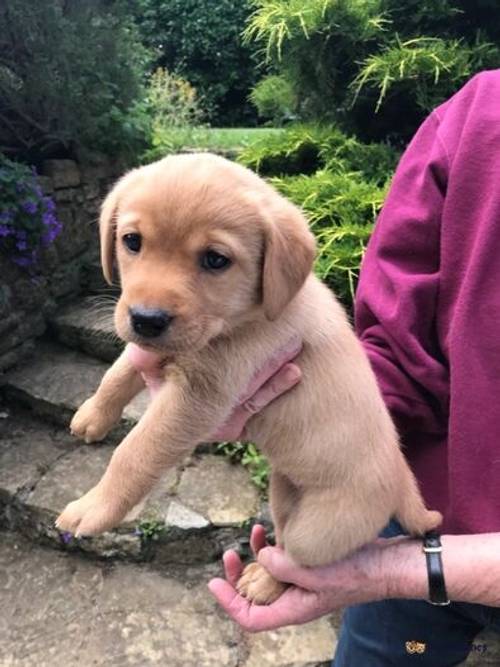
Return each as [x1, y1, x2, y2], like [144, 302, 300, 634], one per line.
[423, 531, 450, 606]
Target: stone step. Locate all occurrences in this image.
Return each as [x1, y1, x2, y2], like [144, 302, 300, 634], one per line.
[1, 340, 144, 438]
[0, 407, 268, 564]
[0, 531, 338, 667]
[50, 296, 122, 362]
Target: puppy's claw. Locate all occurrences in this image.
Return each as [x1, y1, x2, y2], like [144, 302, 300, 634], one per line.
[70, 397, 120, 444]
[236, 562, 287, 605]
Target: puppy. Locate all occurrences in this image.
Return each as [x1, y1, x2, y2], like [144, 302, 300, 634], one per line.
[56, 153, 441, 604]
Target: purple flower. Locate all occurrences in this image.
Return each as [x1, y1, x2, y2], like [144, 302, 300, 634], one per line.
[16, 240, 27, 251]
[43, 197, 56, 213]
[42, 211, 56, 226]
[0, 224, 11, 237]
[13, 256, 33, 267]
[60, 531, 73, 545]
[0, 210, 13, 223]
[22, 200, 37, 214]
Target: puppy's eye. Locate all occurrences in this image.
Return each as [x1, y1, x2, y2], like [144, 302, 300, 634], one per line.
[200, 250, 231, 271]
[122, 233, 142, 253]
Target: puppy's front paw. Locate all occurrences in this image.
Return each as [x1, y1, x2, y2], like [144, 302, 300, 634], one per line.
[70, 397, 120, 443]
[236, 562, 287, 605]
[55, 486, 127, 537]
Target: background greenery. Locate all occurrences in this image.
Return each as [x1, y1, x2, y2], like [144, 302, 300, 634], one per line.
[133, 0, 262, 126]
[0, 0, 150, 163]
[246, 0, 500, 143]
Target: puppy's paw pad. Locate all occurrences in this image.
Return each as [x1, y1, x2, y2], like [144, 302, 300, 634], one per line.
[70, 398, 119, 443]
[236, 562, 287, 605]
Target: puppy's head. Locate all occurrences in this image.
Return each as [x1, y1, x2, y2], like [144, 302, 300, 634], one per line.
[100, 153, 315, 353]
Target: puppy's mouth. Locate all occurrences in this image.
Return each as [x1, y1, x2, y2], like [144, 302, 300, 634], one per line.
[115, 308, 225, 354]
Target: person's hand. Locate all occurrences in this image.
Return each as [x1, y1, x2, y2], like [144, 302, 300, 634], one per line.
[208, 525, 395, 632]
[127, 337, 303, 441]
[212, 337, 302, 441]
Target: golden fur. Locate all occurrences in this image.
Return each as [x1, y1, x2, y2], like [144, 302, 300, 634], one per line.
[56, 153, 441, 604]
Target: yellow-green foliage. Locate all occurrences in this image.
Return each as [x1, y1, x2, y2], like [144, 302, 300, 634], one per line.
[144, 68, 206, 161]
[244, 0, 500, 143]
[244, 0, 386, 61]
[272, 169, 388, 303]
[239, 123, 399, 305]
[353, 36, 498, 112]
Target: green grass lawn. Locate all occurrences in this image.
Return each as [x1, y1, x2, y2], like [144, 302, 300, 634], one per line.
[144, 126, 284, 163]
[186, 127, 283, 151]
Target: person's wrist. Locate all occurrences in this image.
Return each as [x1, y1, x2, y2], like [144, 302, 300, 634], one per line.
[378, 536, 429, 601]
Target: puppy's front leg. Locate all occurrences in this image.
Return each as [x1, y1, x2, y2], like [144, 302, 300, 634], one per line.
[70, 347, 145, 443]
[57, 379, 230, 536]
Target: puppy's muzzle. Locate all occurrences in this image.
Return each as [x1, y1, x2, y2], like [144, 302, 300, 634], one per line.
[129, 306, 173, 338]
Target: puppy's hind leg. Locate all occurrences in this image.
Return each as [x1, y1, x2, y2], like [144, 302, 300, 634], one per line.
[237, 472, 298, 605]
[282, 486, 389, 568]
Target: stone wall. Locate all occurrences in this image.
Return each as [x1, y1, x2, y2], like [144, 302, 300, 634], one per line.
[0, 159, 120, 373]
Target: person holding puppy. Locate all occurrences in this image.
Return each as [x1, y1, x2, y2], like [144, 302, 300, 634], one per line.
[208, 70, 500, 665]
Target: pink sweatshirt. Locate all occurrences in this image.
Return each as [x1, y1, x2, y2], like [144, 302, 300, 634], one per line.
[355, 70, 500, 534]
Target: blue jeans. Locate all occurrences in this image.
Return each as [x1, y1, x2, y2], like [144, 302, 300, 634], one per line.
[332, 521, 500, 666]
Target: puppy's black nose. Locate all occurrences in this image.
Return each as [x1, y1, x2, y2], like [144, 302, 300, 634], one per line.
[129, 307, 173, 338]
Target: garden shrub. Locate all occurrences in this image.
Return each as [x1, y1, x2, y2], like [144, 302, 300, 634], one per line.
[0, 0, 150, 163]
[0, 153, 61, 271]
[238, 124, 332, 175]
[271, 169, 387, 303]
[249, 74, 297, 125]
[238, 123, 398, 305]
[245, 0, 500, 143]
[143, 68, 206, 162]
[134, 0, 262, 126]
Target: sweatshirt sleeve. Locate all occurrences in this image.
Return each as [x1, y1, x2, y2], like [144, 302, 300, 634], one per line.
[355, 111, 450, 437]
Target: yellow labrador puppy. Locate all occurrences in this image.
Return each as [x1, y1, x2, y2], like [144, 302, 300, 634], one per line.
[56, 153, 441, 604]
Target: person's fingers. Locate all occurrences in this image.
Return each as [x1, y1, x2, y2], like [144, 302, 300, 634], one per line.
[241, 363, 301, 415]
[211, 411, 248, 441]
[250, 524, 267, 556]
[223, 549, 244, 587]
[257, 546, 321, 589]
[212, 363, 301, 440]
[207, 578, 322, 632]
[237, 337, 303, 404]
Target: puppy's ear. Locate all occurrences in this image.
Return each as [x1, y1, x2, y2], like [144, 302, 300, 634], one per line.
[262, 198, 316, 320]
[100, 169, 139, 284]
[99, 186, 119, 285]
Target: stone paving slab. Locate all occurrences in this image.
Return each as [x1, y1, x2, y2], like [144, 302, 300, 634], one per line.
[50, 297, 123, 362]
[0, 532, 337, 667]
[2, 341, 147, 436]
[0, 409, 262, 563]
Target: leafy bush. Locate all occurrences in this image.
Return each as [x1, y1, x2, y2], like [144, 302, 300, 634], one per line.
[239, 123, 398, 304]
[245, 0, 500, 143]
[238, 124, 331, 175]
[239, 124, 398, 181]
[249, 74, 297, 125]
[0, 154, 61, 270]
[143, 68, 206, 161]
[134, 0, 262, 126]
[0, 0, 150, 162]
[272, 169, 386, 303]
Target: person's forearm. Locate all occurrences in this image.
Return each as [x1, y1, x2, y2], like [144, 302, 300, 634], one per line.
[381, 533, 500, 606]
